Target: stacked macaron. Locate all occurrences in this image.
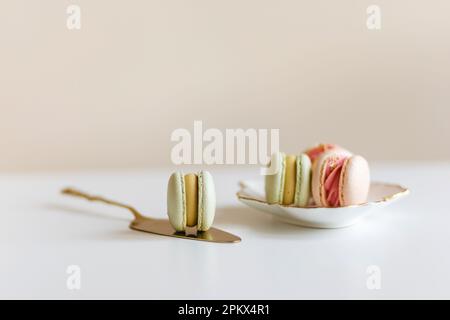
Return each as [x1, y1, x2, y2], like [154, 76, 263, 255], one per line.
[265, 153, 312, 206]
[167, 171, 216, 232]
[265, 144, 370, 207]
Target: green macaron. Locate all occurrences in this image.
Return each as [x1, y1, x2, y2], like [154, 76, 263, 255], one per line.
[265, 152, 311, 206]
[167, 170, 216, 232]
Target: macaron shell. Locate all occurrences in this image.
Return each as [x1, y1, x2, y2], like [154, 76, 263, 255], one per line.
[167, 172, 186, 231]
[294, 153, 312, 207]
[311, 149, 353, 206]
[311, 155, 325, 206]
[264, 152, 286, 204]
[306, 144, 350, 168]
[339, 155, 370, 206]
[197, 170, 216, 231]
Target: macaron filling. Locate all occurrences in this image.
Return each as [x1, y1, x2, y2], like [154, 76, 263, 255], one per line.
[305, 144, 336, 163]
[282, 155, 297, 205]
[184, 173, 198, 227]
[322, 156, 349, 207]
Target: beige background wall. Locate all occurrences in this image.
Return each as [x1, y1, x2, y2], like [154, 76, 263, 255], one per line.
[1, 0, 449, 171]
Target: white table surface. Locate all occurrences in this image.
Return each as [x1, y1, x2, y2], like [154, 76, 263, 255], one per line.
[1, 163, 449, 299]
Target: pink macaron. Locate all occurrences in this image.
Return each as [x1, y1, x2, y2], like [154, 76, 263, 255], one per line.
[304, 143, 340, 163]
[304, 143, 352, 165]
[311, 150, 370, 207]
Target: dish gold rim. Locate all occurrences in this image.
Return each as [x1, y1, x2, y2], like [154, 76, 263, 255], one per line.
[236, 181, 409, 209]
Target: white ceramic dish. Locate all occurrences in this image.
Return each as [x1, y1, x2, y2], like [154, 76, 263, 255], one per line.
[236, 180, 409, 228]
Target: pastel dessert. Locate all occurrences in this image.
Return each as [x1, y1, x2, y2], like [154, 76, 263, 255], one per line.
[265, 152, 312, 206]
[167, 170, 216, 232]
[304, 143, 339, 163]
[311, 150, 370, 207]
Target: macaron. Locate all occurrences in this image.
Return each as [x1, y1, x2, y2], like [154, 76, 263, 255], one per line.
[304, 143, 340, 163]
[311, 150, 370, 207]
[167, 170, 216, 232]
[265, 152, 312, 206]
[303, 143, 354, 167]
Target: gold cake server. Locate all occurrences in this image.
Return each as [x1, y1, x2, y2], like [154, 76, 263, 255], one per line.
[61, 188, 241, 243]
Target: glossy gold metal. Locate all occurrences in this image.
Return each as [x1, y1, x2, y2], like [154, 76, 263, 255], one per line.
[61, 188, 241, 243]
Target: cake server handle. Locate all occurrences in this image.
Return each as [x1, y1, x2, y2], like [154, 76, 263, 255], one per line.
[61, 187, 145, 220]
